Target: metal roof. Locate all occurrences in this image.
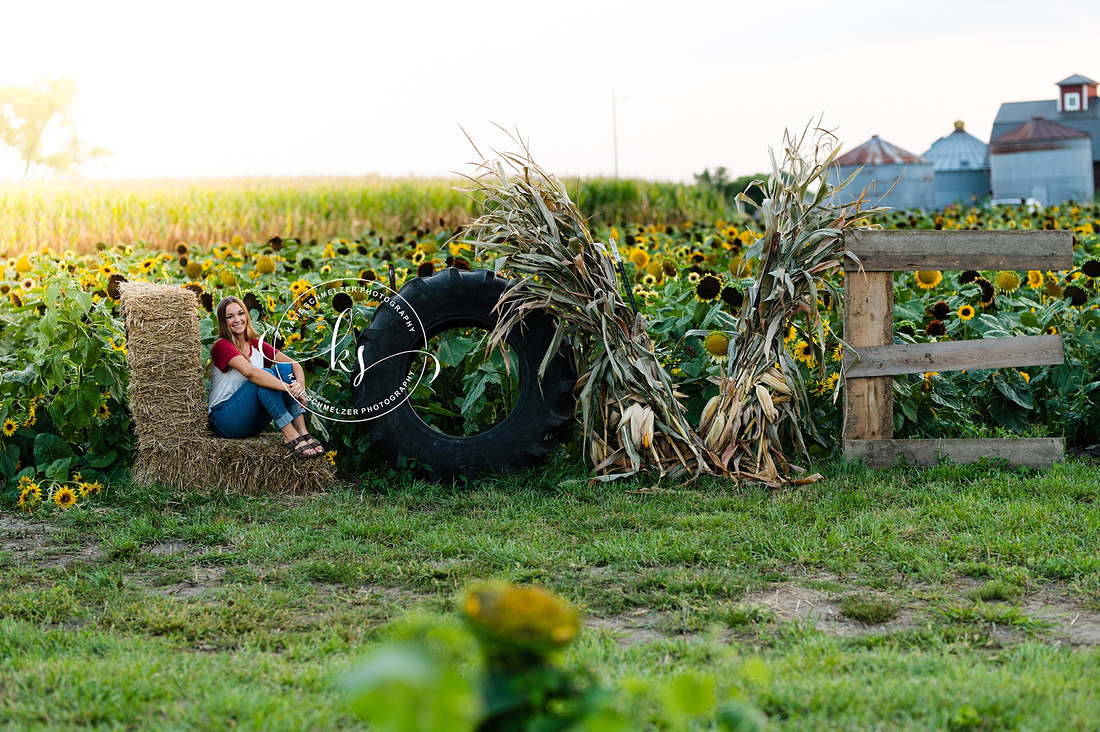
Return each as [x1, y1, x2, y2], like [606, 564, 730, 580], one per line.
[922, 122, 989, 172]
[836, 135, 930, 166]
[1057, 74, 1098, 86]
[991, 116, 1090, 148]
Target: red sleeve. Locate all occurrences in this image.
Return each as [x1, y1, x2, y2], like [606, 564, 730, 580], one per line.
[255, 338, 279, 368]
[211, 339, 243, 373]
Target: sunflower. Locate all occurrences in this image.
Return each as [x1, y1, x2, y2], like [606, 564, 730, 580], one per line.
[1046, 325, 1058, 335]
[1065, 284, 1089, 307]
[958, 304, 976, 321]
[290, 278, 311, 297]
[814, 372, 840, 396]
[932, 300, 951, 319]
[1026, 270, 1044, 290]
[974, 277, 995, 306]
[704, 331, 730, 363]
[926, 320, 947, 337]
[2, 418, 18, 437]
[720, 285, 744, 308]
[641, 273, 657, 287]
[219, 269, 237, 286]
[994, 270, 1021, 293]
[411, 249, 426, 266]
[793, 339, 816, 365]
[629, 248, 650, 269]
[1083, 258, 1100, 279]
[661, 261, 677, 279]
[915, 271, 942, 289]
[257, 256, 276, 274]
[686, 271, 701, 284]
[52, 486, 78, 509]
[694, 273, 722, 302]
[97, 404, 110, 419]
[325, 449, 337, 467]
[830, 343, 846, 362]
[1019, 371, 1030, 383]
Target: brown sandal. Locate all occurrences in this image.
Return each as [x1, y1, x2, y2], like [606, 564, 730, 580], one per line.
[284, 435, 321, 459]
[299, 432, 325, 455]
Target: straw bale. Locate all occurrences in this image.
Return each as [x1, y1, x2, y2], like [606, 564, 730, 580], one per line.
[119, 281, 335, 494]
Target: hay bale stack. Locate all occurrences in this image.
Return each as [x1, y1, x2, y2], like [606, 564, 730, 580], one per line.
[119, 282, 335, 494]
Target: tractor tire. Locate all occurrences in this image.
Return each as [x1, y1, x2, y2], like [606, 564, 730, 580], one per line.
[354, 268, 576, 480]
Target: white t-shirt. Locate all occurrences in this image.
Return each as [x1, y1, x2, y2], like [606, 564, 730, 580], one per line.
[207, 339, 272, 412]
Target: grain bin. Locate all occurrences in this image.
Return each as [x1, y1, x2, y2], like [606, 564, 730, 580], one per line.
[923, 121, 990, 208]
[989, 116, 1093, 206]
[830, 135, 935, 210]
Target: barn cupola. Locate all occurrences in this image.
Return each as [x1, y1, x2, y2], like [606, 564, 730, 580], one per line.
[1056, 74, 1098, 112]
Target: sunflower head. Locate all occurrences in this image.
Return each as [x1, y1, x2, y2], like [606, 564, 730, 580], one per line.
[2, 418, 17, 437]
[256, 256, 276, 274]
[974, 277, 995, 306]
[52, 487, 78, 509]
[958, 304, 976, 321]
[960, 270, 980, 285]
[1083, 258, 1100, 279]
[793, 339, 816, 365]
[704, 331, 730, 363]
[915, 271, 943, 290]
[926, 320, 947, 337]
[1065, 284, 1090, 307]
[694, 273, 722, 301]
[1027, 270, 1044, 289]
[932, 300, 951, 319]
[629, 248, 650, 269]
[994, 270, 1021, 293]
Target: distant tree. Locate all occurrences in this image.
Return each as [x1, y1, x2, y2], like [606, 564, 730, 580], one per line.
[694, 166, 767, 210]
[0, 77, 109, 180]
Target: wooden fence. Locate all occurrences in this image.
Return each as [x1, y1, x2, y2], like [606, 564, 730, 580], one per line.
[842, 229, 1075, 468]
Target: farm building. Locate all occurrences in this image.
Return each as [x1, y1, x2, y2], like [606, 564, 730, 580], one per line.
[922, 121, 990, 208]
[991, 74, 1100, 191]
[989, 116, 1093, 206]
[830, 135, 935, 210]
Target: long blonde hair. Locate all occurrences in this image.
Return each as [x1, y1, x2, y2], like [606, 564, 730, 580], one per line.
[215, 296, 259, 347]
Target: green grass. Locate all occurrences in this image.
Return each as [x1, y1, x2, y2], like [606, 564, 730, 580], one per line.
[2, 456, 1100, 729]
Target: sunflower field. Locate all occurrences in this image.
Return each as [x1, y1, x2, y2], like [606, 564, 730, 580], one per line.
[3, 194, 1100, 506]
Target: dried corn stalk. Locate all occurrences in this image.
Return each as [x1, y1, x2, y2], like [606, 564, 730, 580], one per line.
[699, 124, 885, 483]
[459, 131, 715, 480]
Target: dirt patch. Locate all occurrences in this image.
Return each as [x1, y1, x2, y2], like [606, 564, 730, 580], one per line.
[1, 516, 103, 566]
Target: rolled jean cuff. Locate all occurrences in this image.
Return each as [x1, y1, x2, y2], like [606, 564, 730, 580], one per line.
[271, 409, 295, 430]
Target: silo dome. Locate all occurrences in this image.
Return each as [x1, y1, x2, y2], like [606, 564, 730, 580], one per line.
[989, 116, 1093, 206]
[923, 121, 991, 208]
[830, 135, 935, 211]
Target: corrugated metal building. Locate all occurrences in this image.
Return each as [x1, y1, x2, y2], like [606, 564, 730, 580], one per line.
[991, 74, 1100, 190]
[923, 121, 990, 208]
[830, 135, 935, 210]
[989, 116, 1094, 205]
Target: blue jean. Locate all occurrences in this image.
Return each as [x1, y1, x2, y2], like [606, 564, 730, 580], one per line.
[209, 362, 302, 438]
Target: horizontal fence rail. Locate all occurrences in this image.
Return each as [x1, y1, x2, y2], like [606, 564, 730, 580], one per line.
[845, 335, 1064, 378]
[842, 229, 1074, 469]
[843, 229, 1075, 272]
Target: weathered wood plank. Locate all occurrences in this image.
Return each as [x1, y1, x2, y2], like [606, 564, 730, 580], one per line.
[843, 230, 1074, 272]
[845, 335, 1063, 377]
[843, 271, 894, 441]
[844, 438, 1064, 468]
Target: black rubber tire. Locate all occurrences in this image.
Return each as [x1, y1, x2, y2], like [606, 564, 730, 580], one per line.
[354, 268, 576, 480]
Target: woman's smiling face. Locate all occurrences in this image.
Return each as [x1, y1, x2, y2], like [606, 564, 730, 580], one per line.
[225, 301, 248, 337]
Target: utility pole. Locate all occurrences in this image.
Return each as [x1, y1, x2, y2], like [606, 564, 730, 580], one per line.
[612, 90, 619, 179]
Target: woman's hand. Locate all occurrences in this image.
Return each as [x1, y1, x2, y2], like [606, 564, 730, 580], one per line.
[288, 380, 308, 407]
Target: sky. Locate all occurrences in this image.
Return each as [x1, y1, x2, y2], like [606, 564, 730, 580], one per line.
[3, 0, 1100, 183]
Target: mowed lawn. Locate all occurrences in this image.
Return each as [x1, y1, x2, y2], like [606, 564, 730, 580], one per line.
[2, 455, 1099, 730]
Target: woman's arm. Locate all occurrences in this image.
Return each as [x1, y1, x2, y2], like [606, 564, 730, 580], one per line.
[271, 350, 305, 384]
[227, 355, 307, 406]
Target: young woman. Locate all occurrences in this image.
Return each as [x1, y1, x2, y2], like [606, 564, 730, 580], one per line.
[207, 295, 323, 458]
